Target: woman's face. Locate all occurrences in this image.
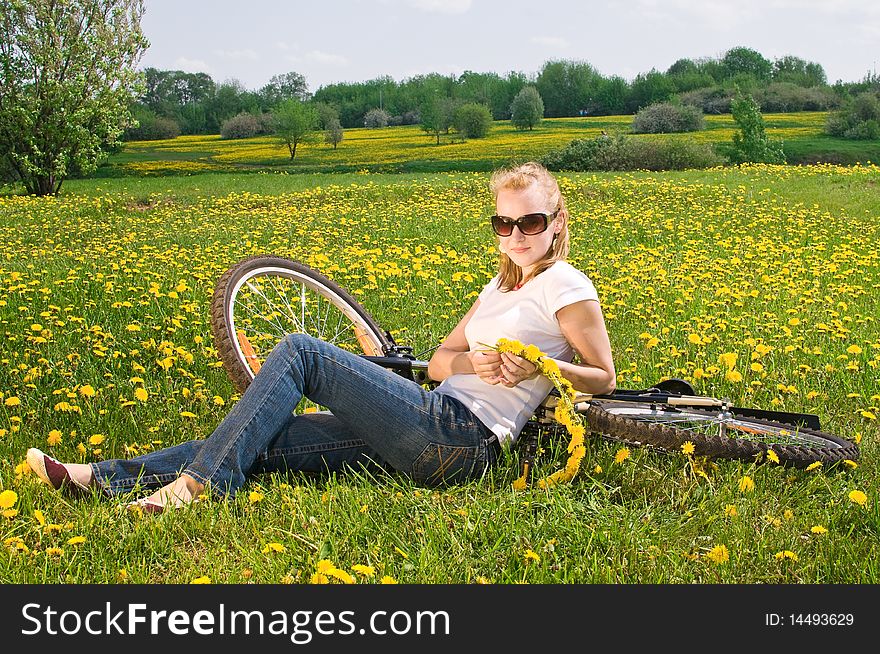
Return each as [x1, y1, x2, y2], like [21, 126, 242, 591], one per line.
[494, 184, 563, 276]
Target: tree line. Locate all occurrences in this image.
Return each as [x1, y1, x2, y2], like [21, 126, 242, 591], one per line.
[128, 46, 879, 140]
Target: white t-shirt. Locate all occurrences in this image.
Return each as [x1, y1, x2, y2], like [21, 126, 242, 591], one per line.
[434, 261, 599, 446]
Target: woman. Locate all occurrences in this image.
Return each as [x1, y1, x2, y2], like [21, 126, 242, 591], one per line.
[26, 162, 615, 512]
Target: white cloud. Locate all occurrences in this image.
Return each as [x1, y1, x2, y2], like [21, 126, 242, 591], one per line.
[173, 57, 213, 75]
[212, 48, 260, 61]
[530, 36, 570, 49]
[407, 0, 472, 14]
[307, 50, 349, 66]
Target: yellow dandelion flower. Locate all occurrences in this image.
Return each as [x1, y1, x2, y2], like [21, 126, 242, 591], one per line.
[718, 352, 738, 370]
[47, 430, 62, 446]
[46, 547, 64, 557]
[134, 387, 148, 402]
[310, 573, 330, 584]
[738, 476, 755, 492]
[848, 490, 868, 506]
[262, 542, 285, 553]
[79, 385, 96, 397]
[524, 549, 541, 563]
[860, 411, 876, 420]
[380, 576, 398, 584]
[328, 568, 355, 584]
[614, 447, 631, 464]
[34, 510, 46, 525]
[248, 491, 264, 503]
[843, 459, 858, 469]
[190, 576, 211, 584]
[88, 434, 105, 446]
[706, 544, 729, 564]
[0, 490, 18, 510]
[774, 550, 798, 561]
[4, 396, 21, 407]
[67, 536, 86, 546]
[810, 525, 828, 535]
[352, 564, 375, 577]
[766, 449, 780, 464]
[681, 441, 695, 455]
[724, 504, 738, 517]
[805, 461, 822, 472]
[593, 464, 603, 474]
[846, 345, 863, 355]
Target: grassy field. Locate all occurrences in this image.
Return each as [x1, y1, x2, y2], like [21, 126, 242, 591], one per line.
[99, 112, 880, 178]
[0, 163, 878, 584]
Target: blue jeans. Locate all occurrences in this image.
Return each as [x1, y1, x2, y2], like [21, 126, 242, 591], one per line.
[91, 334, 501, 497]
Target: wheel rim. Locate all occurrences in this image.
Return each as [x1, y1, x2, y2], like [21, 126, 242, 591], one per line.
[226, 266, 385, 384]
[599, 405, 844, 449]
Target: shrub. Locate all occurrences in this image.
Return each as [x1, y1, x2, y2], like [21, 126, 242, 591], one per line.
[453, 103, 492, 138]
[679, 87, 733, 114]
[631, 102, 705, 133]
[728, 93, 786, 164]
[364, 108, 391, 128]
[541, 134, 723, 172]
[220, 112, 261, 139]
[825, 92, 880, 140]
[124, 107, 181, 141]
[756, 82, 839, 112]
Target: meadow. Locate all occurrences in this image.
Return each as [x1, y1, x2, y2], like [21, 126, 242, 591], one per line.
[102, 111, 880, 178]
[0, 162, 878, 584]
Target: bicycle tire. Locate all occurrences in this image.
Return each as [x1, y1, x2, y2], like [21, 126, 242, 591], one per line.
[584, 400, 859, 467]
[210, 255, 391, 394]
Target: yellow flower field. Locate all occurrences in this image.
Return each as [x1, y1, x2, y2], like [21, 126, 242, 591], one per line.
[0, 163, 877, 583]
[109, 112, 833, 176]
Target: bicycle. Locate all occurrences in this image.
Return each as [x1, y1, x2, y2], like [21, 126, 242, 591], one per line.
[208, 254, 860, 482]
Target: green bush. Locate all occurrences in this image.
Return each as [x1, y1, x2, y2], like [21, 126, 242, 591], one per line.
[825, 92, 880, 140]
[728, 93, 786, 164]
[541, 134, 723, 171]
[631, 102, 705, 133]
[124, 106, 181, 141]
[453, 103, 492, 138]
[756, 82, 839, 112]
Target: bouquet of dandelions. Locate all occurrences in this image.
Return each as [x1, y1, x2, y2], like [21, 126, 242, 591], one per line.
[482, 338, 587, 490]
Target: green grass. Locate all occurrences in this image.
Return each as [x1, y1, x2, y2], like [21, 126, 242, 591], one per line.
[0, 164, 878, 584]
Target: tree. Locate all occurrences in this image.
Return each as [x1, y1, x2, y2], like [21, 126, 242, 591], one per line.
[453, 103, 492, 138]
[272, 99, 318, 160]
[259, 71, 310, 105]
[728, 92, 785, 164]
[510, 86, 544, 131]
[721, 47, 772, 82]
[0, 0, 149, 195]
[420, 95, 459, 144]
[324, 118, 343, 149]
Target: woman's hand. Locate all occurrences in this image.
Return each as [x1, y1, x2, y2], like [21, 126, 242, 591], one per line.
[497, 351, 539, 387]
[468, 349, 504, 385]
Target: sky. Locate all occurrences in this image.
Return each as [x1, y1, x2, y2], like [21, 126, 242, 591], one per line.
[138, 0, 880, 92]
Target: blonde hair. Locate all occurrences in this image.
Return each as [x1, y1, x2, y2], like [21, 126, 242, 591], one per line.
[489, 161, 570, 291]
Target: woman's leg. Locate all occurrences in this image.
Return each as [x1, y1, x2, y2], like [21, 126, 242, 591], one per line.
[179, 333, 497, 498]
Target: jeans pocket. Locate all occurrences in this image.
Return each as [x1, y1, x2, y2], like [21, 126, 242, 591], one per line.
[411, 443, 479, 486]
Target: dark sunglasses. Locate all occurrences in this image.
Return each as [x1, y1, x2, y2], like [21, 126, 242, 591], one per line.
[490, 210, 560, 237]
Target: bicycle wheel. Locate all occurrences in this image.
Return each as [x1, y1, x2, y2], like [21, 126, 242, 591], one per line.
[584, 400, 859, 467]
[210, 255, 391, 393]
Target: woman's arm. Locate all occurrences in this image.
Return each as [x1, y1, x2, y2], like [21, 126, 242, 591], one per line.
[554, 299, 616, 394]
[497, 299, 615, 393]
[427, 299, 504, 384]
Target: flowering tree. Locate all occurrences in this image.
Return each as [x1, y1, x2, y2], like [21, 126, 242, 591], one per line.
[0, 0, 149, 195]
